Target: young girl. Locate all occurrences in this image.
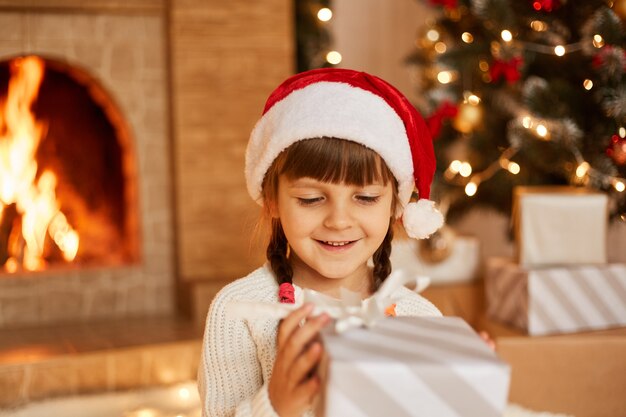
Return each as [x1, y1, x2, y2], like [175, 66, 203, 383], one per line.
[198, 68, 445, 417]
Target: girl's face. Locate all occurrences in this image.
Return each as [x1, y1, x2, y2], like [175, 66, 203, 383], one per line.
[273, 175, 394, 293]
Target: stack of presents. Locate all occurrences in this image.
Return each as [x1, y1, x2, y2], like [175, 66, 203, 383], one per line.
[484, 186, 626, 417]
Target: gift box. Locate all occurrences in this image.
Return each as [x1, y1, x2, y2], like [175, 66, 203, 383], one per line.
[512, 186, 608, 267]
[485, 258, 626, 335]
[316, 316, 510, 417]
[479, 316, 626, 417]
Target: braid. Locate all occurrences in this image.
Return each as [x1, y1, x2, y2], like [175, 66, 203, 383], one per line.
[372, 221, 394, 291]
[266, 218, 293, 285]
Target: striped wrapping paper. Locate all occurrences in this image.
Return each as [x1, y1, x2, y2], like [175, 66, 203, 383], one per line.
[485, 258, 626, 335]
[316, 316, 510, 417]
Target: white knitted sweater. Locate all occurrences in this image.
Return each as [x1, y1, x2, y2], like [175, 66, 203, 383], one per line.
[198, 264, 442, 417]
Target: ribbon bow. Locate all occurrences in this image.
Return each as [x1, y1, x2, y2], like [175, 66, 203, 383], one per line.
[226, 270, 431, 333]
[490, 57, 523, 84]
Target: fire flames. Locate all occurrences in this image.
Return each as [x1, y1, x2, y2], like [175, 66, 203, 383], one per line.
[0, 56, 79, 272]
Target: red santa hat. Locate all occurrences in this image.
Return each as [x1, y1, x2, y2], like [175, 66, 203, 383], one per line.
[245, 68, 444, 239]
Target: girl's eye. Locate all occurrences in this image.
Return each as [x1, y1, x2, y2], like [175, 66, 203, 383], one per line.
[297, 197, 323, 206]
[356, 195, 380, 204]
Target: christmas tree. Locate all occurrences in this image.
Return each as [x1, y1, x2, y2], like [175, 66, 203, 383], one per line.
[408, 0, 626, 223]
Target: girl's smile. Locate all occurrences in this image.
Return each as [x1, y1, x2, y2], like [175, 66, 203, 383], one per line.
[272, 175, 394, 297]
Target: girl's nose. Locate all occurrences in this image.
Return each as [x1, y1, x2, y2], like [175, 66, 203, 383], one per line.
[323, 201, 353, 230]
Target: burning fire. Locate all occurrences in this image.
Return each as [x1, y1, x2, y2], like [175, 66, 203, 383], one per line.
[0, 56, 79, 272]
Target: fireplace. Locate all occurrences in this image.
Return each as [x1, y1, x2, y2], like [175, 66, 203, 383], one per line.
[0, 8, 175, 328]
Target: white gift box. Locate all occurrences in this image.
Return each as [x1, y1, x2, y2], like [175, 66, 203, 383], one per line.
[485, 258, 626, 335]
[513, 186, 608, 267]
[316, 316, 510, 417]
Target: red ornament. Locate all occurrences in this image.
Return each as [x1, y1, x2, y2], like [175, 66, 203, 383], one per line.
[532, 0, 560, 12]
[428, 0, 458, 9]
[490, 56, 523, 84]
[607, 134, 626, 165]
[278, 282, 295, 304]
[592, 46, 626, 71]
[426, 101, 459, 139]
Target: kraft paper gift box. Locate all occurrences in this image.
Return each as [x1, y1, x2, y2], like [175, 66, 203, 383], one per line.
[512, 186, 608, 267]
[485, 257, 626, 335]
[315, 316, 510, 417]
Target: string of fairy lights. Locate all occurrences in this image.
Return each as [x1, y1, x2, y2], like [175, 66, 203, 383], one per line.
[316, 6, 343, 66]
[428, 15, 626, 200]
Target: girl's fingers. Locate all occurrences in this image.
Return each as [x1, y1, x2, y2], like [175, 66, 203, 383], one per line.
[281, 314, 330, 365]
[293, 373, 321, 407]
[288, 340, 323, 386]
[277, 304, 314, 347]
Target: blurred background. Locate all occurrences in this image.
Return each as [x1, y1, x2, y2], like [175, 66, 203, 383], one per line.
[0, 1, 625, 416]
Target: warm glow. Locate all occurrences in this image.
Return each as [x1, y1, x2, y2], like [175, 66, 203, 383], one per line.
[593, 34, 605, 48]
[317, 8, 332, 22]
[576, 162, 590, 178]
[536, 124, 548, 138]
[522, 116, 533, 129]
[326, 51, 342, 65]
[619, 127, 625, 138]
[461, 32, 474, 43]
[501, 30, 513, 42]
[0, 56, 79, 272]
[426, 29, 440, 42]
[449, 160, 462, 173]
[478, 60, 489, 72]
[465, 181, 478, 196]
[434, 42, 447, 53]
[530, 20, 547, 31]
[459, 162, 472, 177]
[554, 45, 565, 56]
[179, 387, 191, 400]
[614, 180, 626, 192]
[583, 79, 593, 90]
[467, 94, 481, 105]
[507, 161, 520, 174]
[437, 71, 453, 84]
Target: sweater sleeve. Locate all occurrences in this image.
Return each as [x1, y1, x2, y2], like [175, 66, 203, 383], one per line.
[198, 285, 280, 417]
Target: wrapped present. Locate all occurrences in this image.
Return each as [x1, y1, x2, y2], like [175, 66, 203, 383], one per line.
[485, 258, 626, 335]
[512, 186, 608, 267]
[316, 316, 510, 417]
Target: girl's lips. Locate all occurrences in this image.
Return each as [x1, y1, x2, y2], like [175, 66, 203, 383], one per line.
[315, 239, 358, 252]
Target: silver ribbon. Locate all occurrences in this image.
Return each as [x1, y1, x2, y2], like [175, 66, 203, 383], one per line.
[226, 269, 431, 333]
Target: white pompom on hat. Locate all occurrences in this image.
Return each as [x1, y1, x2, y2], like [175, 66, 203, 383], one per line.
[245, 68, 444, 239]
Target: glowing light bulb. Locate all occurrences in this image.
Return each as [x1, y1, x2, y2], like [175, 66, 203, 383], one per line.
[536, 124, 548, 138]
[462, 32, 474, 43]
[530, 20, 547, 31]
[593, 34, 604, 48]
[479, 60, 489, 72]
[459, 162, 472, 177]
[576, 162, 590, 178]
[583, 79, 593, 90]
[426, 29, 440, 42]
[467, 94, 481, 105]
[614, 180, 625, 192]
[326, 51, 342, 65]
[437, 71, 453, 84]
[434, 42, 447, 53]
[501, 30, 513, 42]
[554, 45, 565, 56]
[522, 116, 533, 129]
[619, 127, 625, 138]
[465, 181, 478, 196]
[507, 161, 520, 174]
[317, 8, 332, 22]
[449, 160, 462, 173]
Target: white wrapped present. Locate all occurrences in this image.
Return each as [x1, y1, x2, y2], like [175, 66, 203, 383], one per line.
[485, 258, 626, 335]
[512, 186, 608, 267]
[316, 316, 510, 417]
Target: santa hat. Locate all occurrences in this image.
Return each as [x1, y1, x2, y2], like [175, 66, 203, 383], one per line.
[245, 68, 444, 239]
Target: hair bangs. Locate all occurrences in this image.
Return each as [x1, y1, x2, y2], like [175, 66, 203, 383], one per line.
[277, 137, 394, 186]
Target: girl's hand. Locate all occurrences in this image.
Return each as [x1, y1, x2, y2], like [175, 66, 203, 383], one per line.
[269, 303, 331, 417]
[479, 330, 496, 351]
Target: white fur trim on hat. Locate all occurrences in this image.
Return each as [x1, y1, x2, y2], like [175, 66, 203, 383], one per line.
[246, 81, 415, 211]
[402, 199, 445, 239]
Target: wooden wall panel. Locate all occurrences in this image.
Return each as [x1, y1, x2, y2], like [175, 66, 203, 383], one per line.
[170, 0, 294, 287]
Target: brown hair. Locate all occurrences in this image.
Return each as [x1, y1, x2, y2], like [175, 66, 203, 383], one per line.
[261, 137, 399, 292]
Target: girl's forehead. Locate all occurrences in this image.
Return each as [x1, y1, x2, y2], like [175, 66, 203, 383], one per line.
[282, 176, 387, 188]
